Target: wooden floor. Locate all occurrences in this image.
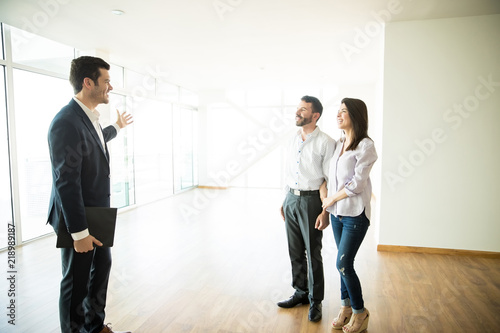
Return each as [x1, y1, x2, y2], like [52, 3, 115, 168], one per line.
[1, 188, 500, 332]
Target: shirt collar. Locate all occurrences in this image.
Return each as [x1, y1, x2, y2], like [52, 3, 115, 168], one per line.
[296, 126, 320, 139]
[73, 96, 101, 123]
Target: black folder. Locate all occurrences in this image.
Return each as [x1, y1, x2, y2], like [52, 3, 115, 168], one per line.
[56, 207, 118, 248]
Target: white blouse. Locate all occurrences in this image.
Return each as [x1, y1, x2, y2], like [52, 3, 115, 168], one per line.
[326, 137, 377, 220]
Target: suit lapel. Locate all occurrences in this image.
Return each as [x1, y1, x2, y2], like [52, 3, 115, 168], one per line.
[100, 124, 111, 160]
[69, 99, 109, 161]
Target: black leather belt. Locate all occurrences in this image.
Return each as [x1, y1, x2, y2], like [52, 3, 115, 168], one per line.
[289, 189, 320, 196]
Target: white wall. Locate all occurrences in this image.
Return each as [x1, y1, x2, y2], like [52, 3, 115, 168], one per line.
[379, 15, 500, 252]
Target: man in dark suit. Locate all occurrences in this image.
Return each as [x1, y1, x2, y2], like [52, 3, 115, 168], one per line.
[47, 56, 133, 333]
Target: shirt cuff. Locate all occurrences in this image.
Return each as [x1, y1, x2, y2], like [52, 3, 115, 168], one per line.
[344, 186, 355, 197]
[72, 229, 89, 241]
[113, 123, 121, 133]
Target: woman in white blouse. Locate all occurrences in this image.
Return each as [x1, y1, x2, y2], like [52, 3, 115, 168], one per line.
[321, 98, 377, 333]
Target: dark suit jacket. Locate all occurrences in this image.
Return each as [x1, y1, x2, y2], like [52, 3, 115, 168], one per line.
[47, 98, 117, 235]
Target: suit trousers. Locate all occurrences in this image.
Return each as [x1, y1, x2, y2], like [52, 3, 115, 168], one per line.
[60, 246, 112, 333]
[283, 191, 324, 303]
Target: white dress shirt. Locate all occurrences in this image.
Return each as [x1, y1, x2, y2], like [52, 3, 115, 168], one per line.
[70, 96, 120, 241]
[72, 97, 120, 149]
[285, 126, 336, 191]
[326, 137, 377, 220]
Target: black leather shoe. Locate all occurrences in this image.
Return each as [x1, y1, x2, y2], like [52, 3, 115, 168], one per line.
[277, 294, 309, 308]
[308, 302, 322, 322]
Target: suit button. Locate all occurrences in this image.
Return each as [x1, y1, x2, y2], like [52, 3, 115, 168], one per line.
[108, 174, 111, 178]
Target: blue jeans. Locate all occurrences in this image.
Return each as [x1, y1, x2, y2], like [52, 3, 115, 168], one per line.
[331, 211, 369, 312]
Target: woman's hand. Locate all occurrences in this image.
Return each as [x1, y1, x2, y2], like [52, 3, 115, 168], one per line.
[322, 189, 348, 210]
[322, 196, 336, 210]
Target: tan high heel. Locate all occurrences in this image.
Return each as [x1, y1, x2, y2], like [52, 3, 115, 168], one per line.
[342, 308, 369, 333]
[332, 306, 353, 330]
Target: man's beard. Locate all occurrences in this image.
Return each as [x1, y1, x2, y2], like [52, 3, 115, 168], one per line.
[296, 115, 312, 127]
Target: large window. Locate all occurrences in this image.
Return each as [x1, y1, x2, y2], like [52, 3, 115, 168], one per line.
[0, 24, 4, 60]
[240, 107, 287, 188]
[173, 106, 198, 192]
[10, 26, 73, 75]
[12, 69, 72, 241]
[206, 104, 287, 188]
[0, 66, 12, 247]
[133, 98, 174, 203]
[0, 22, 199, 246]
[102, 93, 135, 208]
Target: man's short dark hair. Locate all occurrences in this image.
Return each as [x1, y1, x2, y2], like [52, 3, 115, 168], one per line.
[69, 56, 110, 94]
[301, 95, 323, 119]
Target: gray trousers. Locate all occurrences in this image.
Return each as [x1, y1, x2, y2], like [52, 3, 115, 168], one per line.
[283, 191, 324, 303]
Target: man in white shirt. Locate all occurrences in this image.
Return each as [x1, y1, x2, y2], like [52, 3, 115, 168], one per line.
[278, 96, 335, 322]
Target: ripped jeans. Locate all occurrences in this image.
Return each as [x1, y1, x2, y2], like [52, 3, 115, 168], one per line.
[331, 211, 370, 313]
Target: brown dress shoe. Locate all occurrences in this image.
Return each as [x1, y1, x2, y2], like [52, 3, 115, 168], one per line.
[99, 323, 132, 333]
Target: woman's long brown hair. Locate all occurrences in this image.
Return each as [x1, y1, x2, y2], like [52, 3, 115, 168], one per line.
[341, 97, 371, 151]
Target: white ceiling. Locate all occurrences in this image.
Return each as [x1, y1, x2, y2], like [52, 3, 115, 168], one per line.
[1, 0, 499, 91]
